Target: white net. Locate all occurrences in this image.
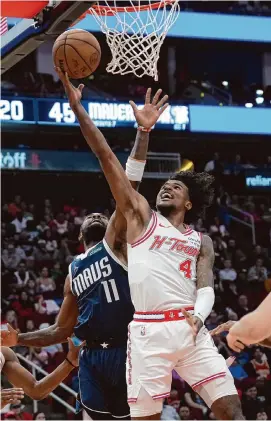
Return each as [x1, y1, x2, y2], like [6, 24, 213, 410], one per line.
[89, 0, 180, 80]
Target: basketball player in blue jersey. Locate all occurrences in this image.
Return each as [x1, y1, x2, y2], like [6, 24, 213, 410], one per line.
[1, 86, 169, 420]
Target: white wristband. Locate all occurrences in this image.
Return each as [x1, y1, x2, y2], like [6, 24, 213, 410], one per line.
[125, 157, 146, 182]
[194, 287, 215, 324]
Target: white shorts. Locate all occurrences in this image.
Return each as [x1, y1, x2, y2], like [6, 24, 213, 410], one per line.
[126, 317, 237, 416]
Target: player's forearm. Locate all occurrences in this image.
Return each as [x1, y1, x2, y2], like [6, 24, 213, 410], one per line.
[130, 130, 150, 161]
[18, 325, 68, 347]
[128, 130, 150, 189]
[72, 102, 111, 159]
[30, 360, 73, 400]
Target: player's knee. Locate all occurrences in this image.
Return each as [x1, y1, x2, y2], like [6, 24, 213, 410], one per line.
[211, 395, 244, 420]
[128, 387, 162, 418]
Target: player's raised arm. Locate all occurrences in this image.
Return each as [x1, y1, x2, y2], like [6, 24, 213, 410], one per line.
[56, 68, 167, 240]
[182, 235, 215, 342]
[106, 88, 168, 248]
[2, 338, 83, 401]
[1, 276, 78, 348]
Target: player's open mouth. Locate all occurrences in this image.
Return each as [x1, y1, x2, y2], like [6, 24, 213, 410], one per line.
[161, 193, 173, 200]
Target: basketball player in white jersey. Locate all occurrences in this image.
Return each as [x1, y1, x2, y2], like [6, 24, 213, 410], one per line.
[211, 292, 271, 351]
[0, 337, 82, 409]
[53, 69, 244, 420]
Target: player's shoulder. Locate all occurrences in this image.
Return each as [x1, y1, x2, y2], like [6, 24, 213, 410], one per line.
[73, 241, 104, 262]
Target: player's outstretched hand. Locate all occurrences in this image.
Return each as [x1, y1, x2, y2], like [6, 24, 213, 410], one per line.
[55, 67, 84, 109]
[66, 337, 86, 368]
[182, 308, 203, 345]
[226, 333, 245, 353]
[130, 87, 169, 129]
[0, 324, 18, 347]
[1, 388, 24, 409]
[209, 320, 236, 337]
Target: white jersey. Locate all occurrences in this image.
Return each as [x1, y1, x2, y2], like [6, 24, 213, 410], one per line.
[127, 211, 202, 311]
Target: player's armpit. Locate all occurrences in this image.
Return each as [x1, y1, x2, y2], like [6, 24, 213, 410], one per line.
[196, 235, 215, 289]
[258, 335, 271, 348]
[18, 276, 78, 347]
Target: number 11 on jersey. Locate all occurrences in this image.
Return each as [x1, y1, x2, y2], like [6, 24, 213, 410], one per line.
[101, 279, 120, 303]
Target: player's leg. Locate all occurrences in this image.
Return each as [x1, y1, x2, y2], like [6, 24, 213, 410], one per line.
[175, 325, 244, 420]
[104, 346, 130, 420]
[127, 321, 176, 420]
[78, 348, 113, 420]
[196, 371, 244, 420]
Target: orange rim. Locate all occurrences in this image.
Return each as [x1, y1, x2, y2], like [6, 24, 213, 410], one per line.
[91, 0, 177, 16]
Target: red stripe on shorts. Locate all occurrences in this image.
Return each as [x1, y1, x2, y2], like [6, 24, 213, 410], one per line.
[192, 372, 226, 389]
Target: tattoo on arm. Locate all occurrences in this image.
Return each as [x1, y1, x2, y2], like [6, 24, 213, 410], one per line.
[196, 235, 215, 289]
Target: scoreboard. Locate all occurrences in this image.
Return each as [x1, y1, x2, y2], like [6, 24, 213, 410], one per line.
[0, 97, 190, 131]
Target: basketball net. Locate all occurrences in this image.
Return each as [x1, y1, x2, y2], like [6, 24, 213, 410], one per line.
[74, 0, 180, 81]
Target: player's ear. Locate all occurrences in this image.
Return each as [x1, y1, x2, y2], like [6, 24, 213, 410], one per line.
[185, 200, 192, 211]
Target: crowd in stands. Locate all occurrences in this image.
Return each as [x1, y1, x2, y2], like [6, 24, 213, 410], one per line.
[1, 174, 271, 419]
[181, 0, 271, 16]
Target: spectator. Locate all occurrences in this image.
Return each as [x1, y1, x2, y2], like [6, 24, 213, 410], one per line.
[37, 267, 56, 293]
[53, 238, 72, 264]
[33, 240, 52, 264]
[12, 291, 34, 319]
[161, 402, 180, 420]
[242, 384, 262, 420]
[179, 405, 193, 420]
[74, 208, 87, 225]
[236, 295, 250, 318]
[36, 220, 49, 234]
[5, 403, 33, 420]
[52, 213, 68, 235]
[247, 259, 268, 282]
[209, 217, 228, 237]
[12, 262, 35, 289]
[2, 245, 22, 271]
[204, 152, 223, 174]
[2, 310, 19, 331]
[26, 319, 36, 333]
[11, 211, 27, 234]
[27, 347, 49, 368]
[219, 260, 237, 282]
[250, 348, 270, 380]
[34, 295, 60, 316]
[43, 229, 58, 253]
[25, 279, 38, 301]
[8, 195, 22, 218]
[206, 310, 220, 331]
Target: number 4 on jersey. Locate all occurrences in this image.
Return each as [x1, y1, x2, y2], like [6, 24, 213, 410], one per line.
[179, 259, 192, 279]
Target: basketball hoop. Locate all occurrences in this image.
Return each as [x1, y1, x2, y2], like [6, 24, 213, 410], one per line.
[74, 0, 180, 81]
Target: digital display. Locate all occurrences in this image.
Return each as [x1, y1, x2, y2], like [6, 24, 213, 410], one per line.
[1, 97, 190, 131]
[245, 171, 271, 190]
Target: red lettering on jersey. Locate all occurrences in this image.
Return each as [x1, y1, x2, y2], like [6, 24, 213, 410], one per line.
[170, 238, 187, 251]
[179, 259, 192, 279]
[149, 235, 168, 250]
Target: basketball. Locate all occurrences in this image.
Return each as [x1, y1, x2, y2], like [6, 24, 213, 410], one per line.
[52, 29, 101, 79]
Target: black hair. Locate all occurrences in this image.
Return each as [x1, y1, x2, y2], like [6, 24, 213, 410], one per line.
[170, 171, 215, 223]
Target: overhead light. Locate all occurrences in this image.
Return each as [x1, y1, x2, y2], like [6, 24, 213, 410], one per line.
[256, 97, 264, 104]
[222, 81, 229, 87]
[245, 103, 253, 108]
[256, 89, 263, 96]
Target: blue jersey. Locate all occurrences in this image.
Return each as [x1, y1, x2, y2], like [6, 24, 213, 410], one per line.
[69, 239, 134, 342]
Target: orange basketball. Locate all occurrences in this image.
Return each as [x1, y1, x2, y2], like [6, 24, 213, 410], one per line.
[52, 29, 101, 79]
